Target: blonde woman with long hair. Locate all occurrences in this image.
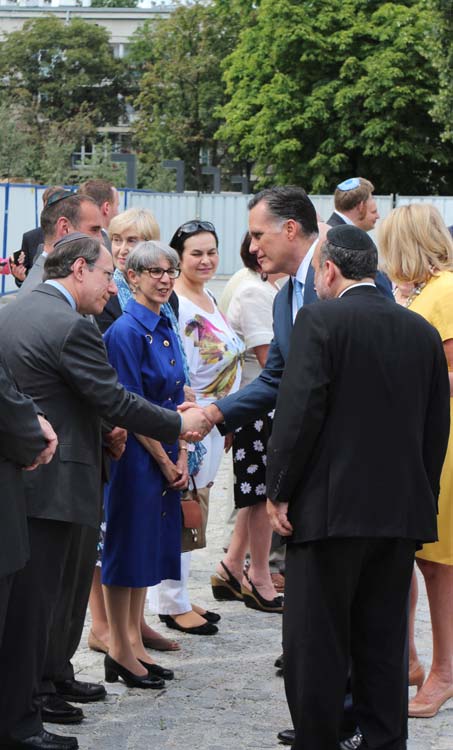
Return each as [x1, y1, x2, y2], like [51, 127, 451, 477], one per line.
[379, 204, 453, 718]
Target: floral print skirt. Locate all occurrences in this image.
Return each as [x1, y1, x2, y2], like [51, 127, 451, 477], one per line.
[232, 412, 273, 509]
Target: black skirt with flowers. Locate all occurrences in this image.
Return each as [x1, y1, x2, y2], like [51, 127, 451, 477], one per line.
[232, 413, 273, 509]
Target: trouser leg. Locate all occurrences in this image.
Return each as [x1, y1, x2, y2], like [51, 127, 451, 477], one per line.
[0, 518, 72, 741]
[351, 539, 414, 750]
[41, 524, 98, 691]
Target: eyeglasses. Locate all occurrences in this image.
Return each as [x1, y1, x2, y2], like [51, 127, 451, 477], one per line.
[91, 264, 115, 282]
[141, 266, 180, 280]
[45, 190, 74, 208]
[176, 221, 216, 238]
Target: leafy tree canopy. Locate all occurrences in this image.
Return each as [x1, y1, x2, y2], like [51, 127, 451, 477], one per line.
[0, 16, 129, 127]
[217, 0, 453, 193]
[128, 0, 252, 191]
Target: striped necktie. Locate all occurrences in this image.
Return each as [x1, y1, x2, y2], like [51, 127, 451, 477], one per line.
[294, 278, 304, 310]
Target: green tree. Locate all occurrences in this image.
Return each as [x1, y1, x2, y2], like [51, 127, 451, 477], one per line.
[128, 1, 250, 191]
[428, 0, 453, 143]
[0, 101, 34, 181]
[218, 0, 453, 193]
[0, 16, 129, 128]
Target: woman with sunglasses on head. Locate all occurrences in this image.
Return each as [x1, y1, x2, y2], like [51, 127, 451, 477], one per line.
[100, 241, 186, 688]
[153, 220, 245, 635]
[89, 207, 183, 655]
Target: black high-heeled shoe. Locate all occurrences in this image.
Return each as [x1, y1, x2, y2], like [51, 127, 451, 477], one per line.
[104, 654, 165, 689]
[210, 561, 243, 601]
[241, 570, 284, 613]
[138, 660, 174, 680]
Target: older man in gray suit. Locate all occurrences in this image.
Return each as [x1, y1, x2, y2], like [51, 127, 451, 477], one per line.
[0, 235, 210, 750]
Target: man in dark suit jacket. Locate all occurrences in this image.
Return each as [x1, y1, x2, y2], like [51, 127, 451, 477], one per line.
[327, 176, 393, 299]
[0, 359, 56, 643]
[266, 225, 450, 750]
[0, 235, 210, 750]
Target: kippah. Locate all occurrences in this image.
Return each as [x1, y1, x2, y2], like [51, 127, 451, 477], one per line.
[336, 177, 360, 191]
[326, 224, 377, 253]
[54, 232, 94, 249]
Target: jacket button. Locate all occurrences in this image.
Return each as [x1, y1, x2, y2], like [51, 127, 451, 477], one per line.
[170, 358, 176, 365]
[163, 340, 170, 347]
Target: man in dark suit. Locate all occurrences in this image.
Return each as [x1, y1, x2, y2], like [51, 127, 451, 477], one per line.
[0, 235, 210, 750]
[0, 358, 57, 644]
[266, 225, 450, 750]
[327, 177, 379, 232]
[327, 176, 393, 299]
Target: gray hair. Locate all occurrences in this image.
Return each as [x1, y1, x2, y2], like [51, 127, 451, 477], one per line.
[248, 186, 318, 238]
[43, 235, 101, 280]
[125, 240, 179, 274]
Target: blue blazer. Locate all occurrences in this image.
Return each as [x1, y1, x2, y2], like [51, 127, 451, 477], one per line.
[217, 263, 393, 432]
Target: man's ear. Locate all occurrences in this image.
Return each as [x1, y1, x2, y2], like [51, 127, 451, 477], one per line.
[285, 218, 299, 240]
[71, 257, 86, 281]
[355, 201, 367, 221]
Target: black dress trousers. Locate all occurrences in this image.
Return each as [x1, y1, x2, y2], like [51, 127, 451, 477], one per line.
[283, 537, 414, 750]
[41, 523, 98, 692]
[0, 574, 14, 646]
[0, 518, 74, 741]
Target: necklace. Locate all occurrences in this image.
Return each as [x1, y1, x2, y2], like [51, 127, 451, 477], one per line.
[403, 282, 427, 308]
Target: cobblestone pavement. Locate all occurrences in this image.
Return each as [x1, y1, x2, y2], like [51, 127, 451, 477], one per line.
[68, 455, 453, 750]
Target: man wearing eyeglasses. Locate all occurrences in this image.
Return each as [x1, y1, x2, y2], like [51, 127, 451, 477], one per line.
[16, 191, 103, 297]
[0, 234, 211, 750]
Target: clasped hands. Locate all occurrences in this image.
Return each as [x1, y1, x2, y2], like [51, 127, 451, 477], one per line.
[177, 401, 223, 442]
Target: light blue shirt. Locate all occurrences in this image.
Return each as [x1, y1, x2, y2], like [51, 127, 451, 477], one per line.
[44, 280, 76, 311]
[291, 238, 318, 322]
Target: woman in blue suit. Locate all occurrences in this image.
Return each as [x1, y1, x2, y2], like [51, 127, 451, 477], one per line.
[102, 241, 187, 688]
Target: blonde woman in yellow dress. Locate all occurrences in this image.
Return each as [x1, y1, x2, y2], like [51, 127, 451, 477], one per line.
[379, 203, 453, 718]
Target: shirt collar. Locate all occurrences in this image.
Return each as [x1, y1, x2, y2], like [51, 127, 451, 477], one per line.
[334, 210, 354, 225]
[338, 282, 376, 298]
[44, 280, 76, 310]
[293, 238, 318, 285]
[124, 297, 170, 332]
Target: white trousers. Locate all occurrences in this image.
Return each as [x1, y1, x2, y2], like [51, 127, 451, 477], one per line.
[147, 427, 224, 615]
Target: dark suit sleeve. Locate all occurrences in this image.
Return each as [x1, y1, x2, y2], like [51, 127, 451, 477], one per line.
[0, 360, 47, 466]
[422, 334, 450, 504]
[215, 332, 284, 432]
[58, 316, 181, 444]
[266, 306, 330, 503]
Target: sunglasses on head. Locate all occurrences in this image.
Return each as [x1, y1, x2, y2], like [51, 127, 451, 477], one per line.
[176, 221, 216, 238]
[45, 190, 74, 208]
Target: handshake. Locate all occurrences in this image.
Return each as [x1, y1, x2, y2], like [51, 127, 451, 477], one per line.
[177, 402, 223, 442]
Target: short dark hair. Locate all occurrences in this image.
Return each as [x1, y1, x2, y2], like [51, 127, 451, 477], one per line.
[334, 178, 374, 212]
[40, 194, 98, 242]
[239, 232, 260, 272]
[169, 220, 218, 259]
[43, 236, 101, 280]
[320, 239, 378, 280]
[78, 179, 115, 208]
[249, 186, 318, 237]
